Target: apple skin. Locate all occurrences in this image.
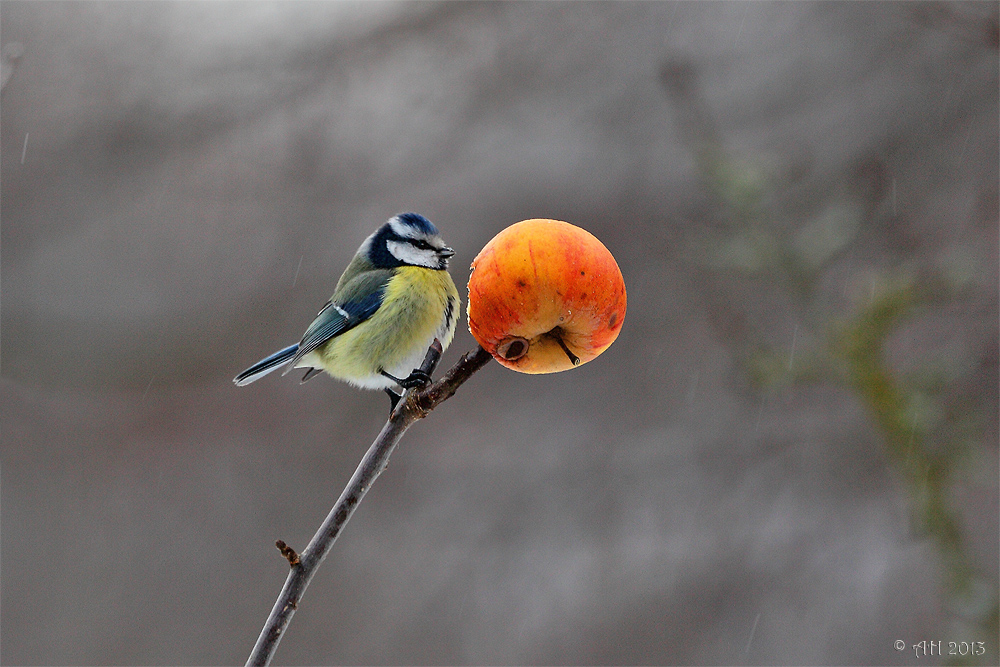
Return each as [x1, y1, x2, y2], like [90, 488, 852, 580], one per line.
[467, 219, 626, 373]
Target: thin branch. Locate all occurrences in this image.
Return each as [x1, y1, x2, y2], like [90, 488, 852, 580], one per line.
[246, 343, 493, 667]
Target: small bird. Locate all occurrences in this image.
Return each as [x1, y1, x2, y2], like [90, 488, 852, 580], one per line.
[234, 213, 460, 409]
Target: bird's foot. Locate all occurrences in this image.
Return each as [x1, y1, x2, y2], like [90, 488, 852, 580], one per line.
[384, 387, 403, 412]
[381, 369, 433, 414]
[380, 368, 432, 389]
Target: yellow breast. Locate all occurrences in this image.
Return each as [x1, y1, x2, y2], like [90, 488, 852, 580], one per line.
[305, 266, 460, 389]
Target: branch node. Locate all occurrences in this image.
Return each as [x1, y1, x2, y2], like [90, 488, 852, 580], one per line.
[275, 539, 300, 567]
[420, 339, 444, 376]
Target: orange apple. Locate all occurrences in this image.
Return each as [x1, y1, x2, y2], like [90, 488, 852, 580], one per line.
[467, 219, 626, 373]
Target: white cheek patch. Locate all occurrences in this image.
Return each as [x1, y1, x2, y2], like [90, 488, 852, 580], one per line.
[386, 239, 437, 268]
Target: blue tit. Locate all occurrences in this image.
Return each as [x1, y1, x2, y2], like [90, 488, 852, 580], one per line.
[234, 213, 460, 407]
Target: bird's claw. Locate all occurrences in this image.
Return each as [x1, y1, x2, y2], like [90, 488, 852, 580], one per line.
[380, 368, 432, 389]
[396, 369, 432, 389]
[381, 368, 433, 413]
[385, 388, 403, 412]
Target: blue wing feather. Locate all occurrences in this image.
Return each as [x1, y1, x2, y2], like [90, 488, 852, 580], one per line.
[287, 272, 390, 369]
[235, 270, 392, 385]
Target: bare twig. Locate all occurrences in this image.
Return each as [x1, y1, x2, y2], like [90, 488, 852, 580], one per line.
[246, 342, 493, 667]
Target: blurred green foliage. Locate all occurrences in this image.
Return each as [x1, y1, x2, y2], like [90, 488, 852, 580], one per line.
[700, 150, 998, 664]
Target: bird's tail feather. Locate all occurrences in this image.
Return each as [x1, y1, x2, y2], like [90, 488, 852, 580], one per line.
[233, 344, 299, 386]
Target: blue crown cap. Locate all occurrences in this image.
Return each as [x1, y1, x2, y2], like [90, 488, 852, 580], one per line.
[395, 212, 439, 236]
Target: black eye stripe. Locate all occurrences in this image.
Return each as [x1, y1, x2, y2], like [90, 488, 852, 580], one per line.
[368, 221, 446, 269]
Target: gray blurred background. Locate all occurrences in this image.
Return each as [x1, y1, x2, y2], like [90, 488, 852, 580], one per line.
[2, 2, 997, 665]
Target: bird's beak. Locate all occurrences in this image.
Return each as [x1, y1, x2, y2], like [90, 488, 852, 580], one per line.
[439, 246, 455, 258]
